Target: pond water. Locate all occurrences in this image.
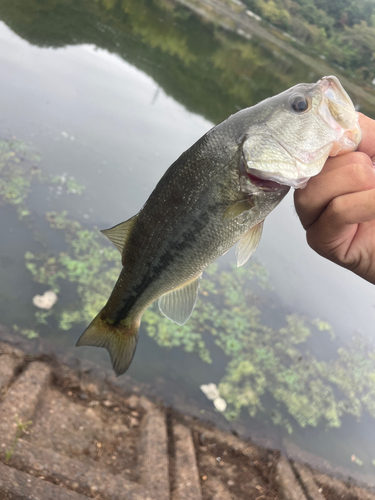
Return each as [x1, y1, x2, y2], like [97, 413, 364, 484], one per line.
[1, 0, 375, 486]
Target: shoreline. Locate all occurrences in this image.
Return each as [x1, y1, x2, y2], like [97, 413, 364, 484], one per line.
[1, 328, 375, 499]
[174, 0, 375, 113]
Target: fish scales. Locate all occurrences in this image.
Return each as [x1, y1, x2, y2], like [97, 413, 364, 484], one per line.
[105, 122, 279, 322]
[77, 76, 362, 376]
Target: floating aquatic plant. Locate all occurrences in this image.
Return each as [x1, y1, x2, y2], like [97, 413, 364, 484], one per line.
[0, 139, 85, 220]
[12, 325, 39, 340]
[0, 138, 41, 219]
[25, 211, 120, 329]
[24, 209, 375, 435]
[2, 136, 375, 439]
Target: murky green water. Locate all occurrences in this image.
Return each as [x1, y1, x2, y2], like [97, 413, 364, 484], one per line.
[1, 0, 375, 485]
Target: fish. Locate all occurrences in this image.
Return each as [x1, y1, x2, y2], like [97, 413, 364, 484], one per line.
[76, 75, 361, 376]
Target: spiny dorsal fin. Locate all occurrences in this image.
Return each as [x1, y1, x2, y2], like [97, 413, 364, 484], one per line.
[223, 198, 255, 221]
[158, 275, 201, 325]
[236, 221, 264, 267]
[101, 214, 138, 253]
[76, 313, 139, 377]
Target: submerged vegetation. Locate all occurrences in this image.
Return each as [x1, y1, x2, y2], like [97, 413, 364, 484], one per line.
[0, 139, 41, 219]
[25, 211, 120, 331]
[0, 138, 84, 219]
[2, 137, 375, 442]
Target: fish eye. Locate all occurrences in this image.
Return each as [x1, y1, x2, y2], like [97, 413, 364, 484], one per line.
[290, 95, 309, 113]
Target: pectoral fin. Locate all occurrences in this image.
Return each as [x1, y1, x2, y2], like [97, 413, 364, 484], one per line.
[223, 198, 255, 221]
[236, 221, 264, 267]
[158, 275, 201, 325]
[101, 214, 138, 253]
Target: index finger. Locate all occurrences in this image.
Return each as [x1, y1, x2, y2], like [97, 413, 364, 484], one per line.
[358, 113, 375, 159]
[294, 161, 375, 230]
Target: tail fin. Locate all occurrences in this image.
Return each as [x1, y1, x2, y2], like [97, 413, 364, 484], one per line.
[76, 314, 139, 376]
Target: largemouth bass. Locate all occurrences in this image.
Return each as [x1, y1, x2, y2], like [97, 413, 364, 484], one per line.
[77, 76, 361, 376]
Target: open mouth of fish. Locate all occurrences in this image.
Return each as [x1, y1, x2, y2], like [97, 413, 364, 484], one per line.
[317, 76, 361, 156]
[245, 170, 284, 192]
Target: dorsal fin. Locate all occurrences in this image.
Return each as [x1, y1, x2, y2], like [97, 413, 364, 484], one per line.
[101, 214, 138, 253]
[236, 221, 264, 267]
[158, 275, 201, 325]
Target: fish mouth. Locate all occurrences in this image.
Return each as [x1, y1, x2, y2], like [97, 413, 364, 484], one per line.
[317, 75, 362, 156]
[246, 170, 285, 191]
[240, 154, 288, 192]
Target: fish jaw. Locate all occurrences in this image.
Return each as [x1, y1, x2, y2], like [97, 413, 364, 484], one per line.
[317, 75, 362, 157]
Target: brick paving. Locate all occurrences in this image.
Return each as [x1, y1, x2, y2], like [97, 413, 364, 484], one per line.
[0, 341, 375, 500]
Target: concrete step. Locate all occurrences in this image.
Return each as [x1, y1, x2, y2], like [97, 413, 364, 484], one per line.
[0, 361, 51, 438]
[0, 437, 152, 500]
[138, 399, 169, 500]
[0, 461, 90, 500]
[0, 344, 24, 394]
[1, 340, 375, 500]
[172, 420, 202, 500]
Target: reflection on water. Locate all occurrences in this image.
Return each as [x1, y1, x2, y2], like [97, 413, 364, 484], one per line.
[1, 0, 375, 484]
[0, 0, 327, 124]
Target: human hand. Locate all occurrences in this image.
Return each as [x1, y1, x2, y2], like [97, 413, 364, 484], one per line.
[294, 113, 375, 284]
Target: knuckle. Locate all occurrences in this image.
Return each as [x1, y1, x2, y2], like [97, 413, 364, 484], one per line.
[326, 197, 344, 222]
[349, 162, 375, 189]
[345, 151, 372, 167]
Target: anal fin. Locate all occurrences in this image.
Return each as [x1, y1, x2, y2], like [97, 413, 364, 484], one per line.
[236, 221, 264, 267]
[158, 275, 201, 325]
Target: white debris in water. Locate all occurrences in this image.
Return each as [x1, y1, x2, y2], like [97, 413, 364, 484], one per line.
[200, 383, 220, 401]
[200, 384, 228, 412]
[372, 78, 375, 86]
[32, 290, 58, 310]
[213, 397, 227, 412]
